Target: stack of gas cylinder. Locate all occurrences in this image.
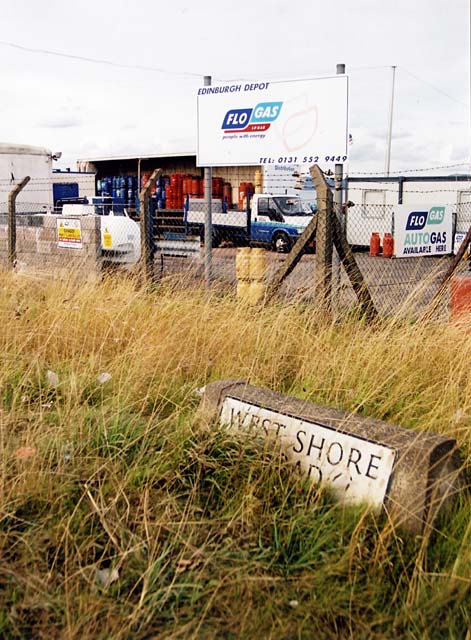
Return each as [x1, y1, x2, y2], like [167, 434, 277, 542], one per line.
[98, 173, 259, 212]
[97, 176, 138, 209]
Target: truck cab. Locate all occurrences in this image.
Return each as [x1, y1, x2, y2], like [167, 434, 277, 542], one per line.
[251, 194, 315, 252]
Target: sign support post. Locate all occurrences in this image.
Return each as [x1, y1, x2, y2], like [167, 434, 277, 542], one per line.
[203, 74, 213, 289]
[333, 63, 345, 306]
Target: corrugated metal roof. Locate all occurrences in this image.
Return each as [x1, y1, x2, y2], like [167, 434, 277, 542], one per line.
[77, 151, 197, 163]
[0, 142, 52, 156]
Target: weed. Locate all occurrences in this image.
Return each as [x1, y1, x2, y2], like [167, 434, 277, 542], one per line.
[0, 272, 470, 638]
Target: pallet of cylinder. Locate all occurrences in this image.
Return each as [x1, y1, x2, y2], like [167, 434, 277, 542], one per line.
[236, 247, 267, 304]
[198, 380, 464, 534]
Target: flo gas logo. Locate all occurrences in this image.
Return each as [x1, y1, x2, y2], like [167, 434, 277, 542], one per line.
[406, 206, 445, 230]
[222, 101, 283, 133]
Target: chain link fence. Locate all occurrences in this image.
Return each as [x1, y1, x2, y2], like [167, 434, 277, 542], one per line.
[0, 195, 141, 277]
[339, 202, 471, 318]
[149, 187, 470, 320]
[1, 175, 470, 321]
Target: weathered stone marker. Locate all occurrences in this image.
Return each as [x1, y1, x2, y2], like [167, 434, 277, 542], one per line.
[199, 380, 464, 534]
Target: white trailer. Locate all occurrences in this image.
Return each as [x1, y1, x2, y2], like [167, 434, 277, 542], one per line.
[0, 143, 54, 213]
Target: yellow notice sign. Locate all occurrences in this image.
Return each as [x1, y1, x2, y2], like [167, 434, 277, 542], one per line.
[57, 218, 83, 249]
[103, 228, 112, 249]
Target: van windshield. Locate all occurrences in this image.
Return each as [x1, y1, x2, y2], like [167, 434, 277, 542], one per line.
[273, 196, 313, 216]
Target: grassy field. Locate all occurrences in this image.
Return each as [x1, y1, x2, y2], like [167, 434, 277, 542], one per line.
[0, 271, 470, 639]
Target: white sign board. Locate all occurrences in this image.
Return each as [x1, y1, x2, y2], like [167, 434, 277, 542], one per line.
[197, 76, 348, 167]
[220, 397, 396, 509]
[394, 205, 453, 258]
[453, 232, 469, 255]
[57, 218, 82, 249]
[262, 164, 316, 199]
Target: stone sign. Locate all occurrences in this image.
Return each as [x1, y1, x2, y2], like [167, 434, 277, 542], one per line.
[200, 380, 463, 534]
[220, 396, 396, 509]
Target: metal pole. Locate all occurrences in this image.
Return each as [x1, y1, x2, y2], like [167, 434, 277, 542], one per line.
[385, 65, 396, 176]
[333, 63, 345, 300]
[203, 74, 212, 288]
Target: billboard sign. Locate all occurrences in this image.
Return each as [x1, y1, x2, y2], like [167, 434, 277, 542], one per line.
[394, 205, 453, 257]
[197, 76, 348, 167]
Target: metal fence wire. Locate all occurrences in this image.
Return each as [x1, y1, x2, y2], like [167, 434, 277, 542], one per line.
[339, 202, 471, 318]
[0, 201, 141, 275]
[1, 181, 470, 321]
[150, 195, 470, 319]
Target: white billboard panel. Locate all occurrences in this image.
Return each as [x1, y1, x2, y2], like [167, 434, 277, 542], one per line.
[394, 204, 453, 258]
[197, 76, 348, 167]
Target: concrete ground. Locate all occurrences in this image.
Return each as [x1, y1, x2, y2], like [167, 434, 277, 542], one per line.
[155, 247, 459, 319]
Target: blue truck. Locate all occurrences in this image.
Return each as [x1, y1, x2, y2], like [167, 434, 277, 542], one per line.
[185, 193, 316, 252]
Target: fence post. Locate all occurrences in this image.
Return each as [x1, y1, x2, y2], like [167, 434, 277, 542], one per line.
[331, 213, 378, 321]
[310, 165, 333, 313]
[8, 176, 30, 268]
[265, 216, 318, 302]
[139, 168, 161, 283]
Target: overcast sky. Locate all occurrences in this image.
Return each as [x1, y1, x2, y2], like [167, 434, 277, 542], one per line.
[0, 0, 468, 175]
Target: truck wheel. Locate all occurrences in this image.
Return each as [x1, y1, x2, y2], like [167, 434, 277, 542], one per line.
[273, 232, 291, 253]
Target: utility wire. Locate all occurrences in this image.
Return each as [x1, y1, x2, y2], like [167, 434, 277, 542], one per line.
[401, 67, 468, 109]
[0, 39, 203, 79]
[1, 38, 467, 112]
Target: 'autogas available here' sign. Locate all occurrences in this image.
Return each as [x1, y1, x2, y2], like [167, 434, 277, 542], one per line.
[394, 204, 453, 258]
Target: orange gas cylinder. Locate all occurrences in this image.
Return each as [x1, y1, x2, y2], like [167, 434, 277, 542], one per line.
[212, 177, 223, 198]
[140, 171, 152, 189]
[450, 274, 471, 320]
[190, 178, 200, 197]
[383, 233, 394, 258]
[223, 182, 232, 208]
[238, 182, 247, 210]
[369, 232, 381, 257]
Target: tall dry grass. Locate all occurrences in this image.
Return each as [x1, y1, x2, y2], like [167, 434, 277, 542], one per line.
[0, 270, 470, 639]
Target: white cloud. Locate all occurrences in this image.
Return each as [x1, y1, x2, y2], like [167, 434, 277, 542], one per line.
[0, 0, 468, 173]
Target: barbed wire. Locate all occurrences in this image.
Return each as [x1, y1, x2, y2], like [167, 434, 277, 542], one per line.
[1, 163, 469, 182]
[347, 162, 471, 176]
[347, 186, 471, 195]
